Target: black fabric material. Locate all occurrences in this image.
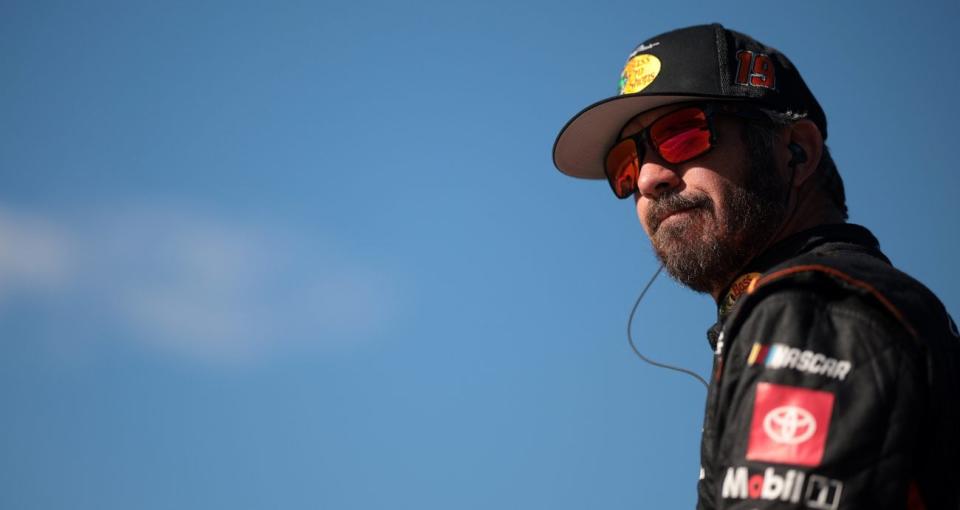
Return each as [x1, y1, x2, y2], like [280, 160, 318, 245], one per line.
[553, 23, 830, 180]
[697, 223, 960, 509]
[624, 23, 827, 138]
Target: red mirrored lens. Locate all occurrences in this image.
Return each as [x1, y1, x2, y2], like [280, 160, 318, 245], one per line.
[650, 107, 712, 163]
[605, 139, 640, 199]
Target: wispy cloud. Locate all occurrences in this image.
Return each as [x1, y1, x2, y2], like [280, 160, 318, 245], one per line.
[0, 203, 401, 364]
[0, 208, 73, 297]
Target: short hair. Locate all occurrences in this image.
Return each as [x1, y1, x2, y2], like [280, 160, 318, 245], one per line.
[741, 109, 849, 219]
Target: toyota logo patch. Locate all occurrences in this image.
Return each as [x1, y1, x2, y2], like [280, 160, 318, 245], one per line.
[763, 405, 817, 445]
[746, 382, 835, 467]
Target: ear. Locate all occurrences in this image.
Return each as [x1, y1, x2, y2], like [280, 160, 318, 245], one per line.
[783, 119, 823, 188]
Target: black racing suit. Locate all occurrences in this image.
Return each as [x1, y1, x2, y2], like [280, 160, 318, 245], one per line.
[696, 224, 960, 509]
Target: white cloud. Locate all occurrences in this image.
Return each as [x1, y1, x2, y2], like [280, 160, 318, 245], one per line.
[0, 207, 73, 296]
[0, 203, 401, 364]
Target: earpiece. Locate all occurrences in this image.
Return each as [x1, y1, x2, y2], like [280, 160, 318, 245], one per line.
[788, 142, 808, 167]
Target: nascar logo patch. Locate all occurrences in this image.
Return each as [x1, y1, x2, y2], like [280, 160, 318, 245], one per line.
[747, 342, 852, 381]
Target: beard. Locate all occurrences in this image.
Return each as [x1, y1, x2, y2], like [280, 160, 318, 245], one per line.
[646, 156, 787, 294]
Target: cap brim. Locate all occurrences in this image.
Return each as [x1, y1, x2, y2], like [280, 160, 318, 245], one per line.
[552, 93, 736, 180]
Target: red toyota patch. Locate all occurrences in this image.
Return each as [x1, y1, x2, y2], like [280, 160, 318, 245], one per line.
[746, 382, 834, 467]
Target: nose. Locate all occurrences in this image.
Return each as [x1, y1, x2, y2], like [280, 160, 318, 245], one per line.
[636, 160, 681, 199]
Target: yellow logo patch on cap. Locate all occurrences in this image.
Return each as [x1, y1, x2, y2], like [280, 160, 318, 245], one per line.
[619, 54, 661, 95]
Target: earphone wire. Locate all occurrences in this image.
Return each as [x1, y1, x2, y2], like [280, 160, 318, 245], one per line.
[627, 263, 709, 389]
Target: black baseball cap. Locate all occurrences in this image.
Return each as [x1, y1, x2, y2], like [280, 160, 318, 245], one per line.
[552, 23, 827, 180]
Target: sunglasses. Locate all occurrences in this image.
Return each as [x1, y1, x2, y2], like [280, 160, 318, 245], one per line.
[604, 104, 763, 199]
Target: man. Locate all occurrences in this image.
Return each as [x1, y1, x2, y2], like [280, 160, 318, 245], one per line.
[552, 24, 960, 509]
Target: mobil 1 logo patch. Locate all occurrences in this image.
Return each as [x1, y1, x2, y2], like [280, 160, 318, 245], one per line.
[722, 466, 843, 510]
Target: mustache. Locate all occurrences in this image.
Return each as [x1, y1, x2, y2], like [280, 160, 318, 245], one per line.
[646, 192, 713, 232]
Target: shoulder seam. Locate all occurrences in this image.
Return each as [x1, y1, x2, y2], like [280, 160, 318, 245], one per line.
[747, 264, 919, 339]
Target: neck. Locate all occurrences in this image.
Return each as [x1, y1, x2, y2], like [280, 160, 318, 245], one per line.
[770, 184, 845, 247]
[709, 187, 845, 300]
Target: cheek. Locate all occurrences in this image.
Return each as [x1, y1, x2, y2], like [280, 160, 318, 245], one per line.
[709, 174, 739, 207]
[685, 168, 737, 217]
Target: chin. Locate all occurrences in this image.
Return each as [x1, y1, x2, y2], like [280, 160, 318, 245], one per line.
[650, 215, 740, 295]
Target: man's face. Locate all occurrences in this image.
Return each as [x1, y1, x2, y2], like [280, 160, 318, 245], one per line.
[621, 104, 788, 295]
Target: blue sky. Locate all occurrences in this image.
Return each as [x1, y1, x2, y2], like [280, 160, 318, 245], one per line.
[2, 1, 958, 508]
